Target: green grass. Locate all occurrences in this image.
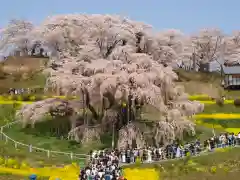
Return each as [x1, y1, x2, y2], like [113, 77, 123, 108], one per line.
[0, 104, 113, 167]
[4, 124, 105, 155]
[0, 105, 78, 166]
[200, 119, 240, 129]
[203, 104, 240, 113]
[192, 125, 222, 142]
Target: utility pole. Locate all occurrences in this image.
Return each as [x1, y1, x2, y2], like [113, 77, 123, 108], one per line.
[86, 95, 88, 143]
[111, 122, 115, 149]
[128, 94, 132, 124]
[131, 96, 135, 122]
[212, 124, 216, 137]
[82, 90, 88, 143]
[127, 96, 130, 124]
[82, 90, 85, 124]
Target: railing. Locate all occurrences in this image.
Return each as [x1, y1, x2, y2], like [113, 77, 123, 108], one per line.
[0, 121, 89, 161]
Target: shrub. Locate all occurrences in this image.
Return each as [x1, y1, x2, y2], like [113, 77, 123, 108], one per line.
[234, 99, 240, 107]
[0, 157, 4, 165]
[12, 102, 21, 109]
[8, 95, 18, 101]
[35, 95, 43, 101]
[29, 95, 36, 101]
[17, 95, 23, 101]
[8, 95, 13, 100]
[216, 98, 224, 106]
[22, 94, 31, 101]
[5, 158, 18, 168]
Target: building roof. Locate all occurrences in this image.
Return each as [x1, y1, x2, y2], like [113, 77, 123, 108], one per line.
[222, 66, 240, 75]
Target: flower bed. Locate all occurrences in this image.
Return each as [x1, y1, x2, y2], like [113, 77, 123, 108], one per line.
[0, 101, 31, 105]
[188, 94, 212, 101]
[195, 113, 240, 119]
[124, 168, 159, 180]
[225, 128, 240, 134]
[0, 157, 79, 180]
[189, 94, 236, 104]
[194, 113, 240, 133]
[0, 95, 76, 102]
[0, 156, 161, 180]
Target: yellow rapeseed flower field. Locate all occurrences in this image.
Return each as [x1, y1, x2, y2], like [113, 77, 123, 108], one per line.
[0, 101, 32, 104]
[198, 100, 234, 104]
[0, 166, 161, 180]
[0, 157, 161, 180]
[194, 113, 240, 119]
[225, 128, 240, 134]
[124, 168, 160, 180]
[188, 94, 210, 100]
[0, 165, 79, 180]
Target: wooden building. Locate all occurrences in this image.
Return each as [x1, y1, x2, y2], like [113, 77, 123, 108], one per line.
[222, 66, 240, 89]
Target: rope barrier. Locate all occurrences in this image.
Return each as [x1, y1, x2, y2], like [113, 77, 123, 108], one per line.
[0, 121, 89, 161]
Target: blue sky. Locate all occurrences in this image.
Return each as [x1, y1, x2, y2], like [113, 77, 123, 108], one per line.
[0, 0, 240, 34]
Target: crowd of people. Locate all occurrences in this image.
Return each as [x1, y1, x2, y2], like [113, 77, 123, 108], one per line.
[204, 132, 240, 150]
[79, 149, 124, 180]
[8, 88, 31, 95]
[79, 132, 240, 180]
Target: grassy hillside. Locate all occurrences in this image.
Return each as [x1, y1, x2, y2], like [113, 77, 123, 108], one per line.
[0, 56, 48, 93]
[176, 69, 240, 99]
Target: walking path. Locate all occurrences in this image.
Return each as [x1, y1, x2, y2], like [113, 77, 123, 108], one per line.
[120, 145, 240, 167]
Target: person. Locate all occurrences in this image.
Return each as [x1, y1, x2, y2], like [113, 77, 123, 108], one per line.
[220, 134, 227, 148]
[85, 165, 91, 179]
[229, 133, 235, 146]
[29, 174, 37, 180]
[119, 176, 125, 180]
[222, 95, 226, 101]
[126, 149, 130, 163]
[147, 147, 152, 162]
[104, 171, 111, 180]
[209, 137, 215, 150]
[133, 148, 138, 162]
[175, 145, 180, 158]
[206, 139, 211, 151]
[13, 89, 17, 94]
[238, 132, 240, 145]
[121, 150, 126, 163]
[80, 169, 86, 180]
[9, 88, 15, 95]
[195, 139, 201, 154]
[189, 143, 195, 155]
